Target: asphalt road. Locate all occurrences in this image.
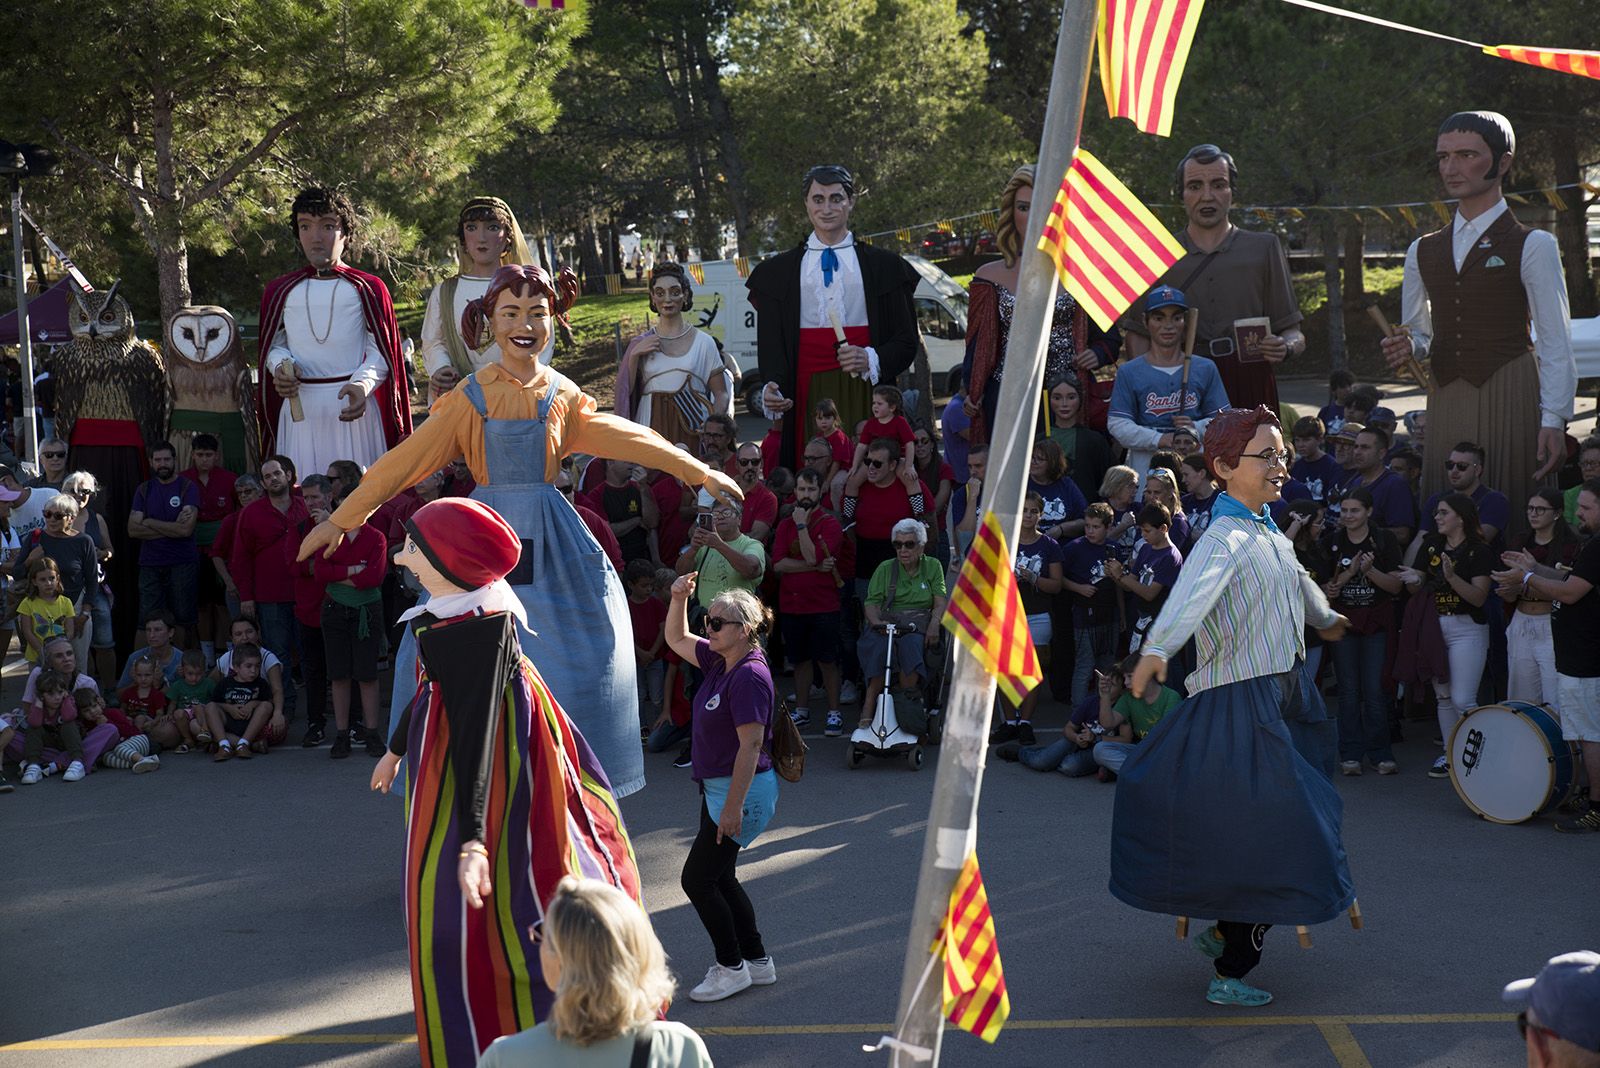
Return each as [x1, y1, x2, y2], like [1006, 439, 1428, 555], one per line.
[2, 684, 1591, 1068]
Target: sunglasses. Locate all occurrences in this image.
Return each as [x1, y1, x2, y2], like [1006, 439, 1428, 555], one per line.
[42, 451, 67, 459]
[737, 458, 762, 467]
[893, 540, 920, 549]
[1445, 461, 1475, 472]
[704, 616, 743, 633]
[864, 459, 886, 469]
[44, 510, 70, 519]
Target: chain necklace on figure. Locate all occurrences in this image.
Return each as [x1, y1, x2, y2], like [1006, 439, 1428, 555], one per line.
[305, 278, 339, 345]
[655, 321, 694, 342]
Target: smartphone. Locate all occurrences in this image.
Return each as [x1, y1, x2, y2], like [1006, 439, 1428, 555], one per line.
[696, 513, 715, 531]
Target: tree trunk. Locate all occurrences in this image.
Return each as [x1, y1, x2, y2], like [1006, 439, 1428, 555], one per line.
[690, 31, 753, 256]
[1322, 216, 1345, 372]
[150, 93, 192, 323]
[1550, 129, 1597, 319]
[656, 33, 718, 261]
[1341, 214, 1365, 306]
[578, 215, 605, 293]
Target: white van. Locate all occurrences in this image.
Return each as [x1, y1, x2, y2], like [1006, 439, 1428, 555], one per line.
[689, 252, 970, 407]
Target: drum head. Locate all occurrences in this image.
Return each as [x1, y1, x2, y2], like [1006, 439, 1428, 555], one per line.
[1448, 706, 1559, 824]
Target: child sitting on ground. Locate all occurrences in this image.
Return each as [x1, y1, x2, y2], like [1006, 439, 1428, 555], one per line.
[203, 644, 274, 762]
[850, 384, 915, 477]
[17, 671, 84, 784]
[1092, 653, 1182, 780]
[17, 558, 78, 664]
[159, 649, 214, 753]
[212, 617, 286, 746]
[79, 686, 160, 774]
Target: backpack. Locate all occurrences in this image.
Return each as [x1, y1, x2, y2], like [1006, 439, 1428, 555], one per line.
[765, 698, 807, 783]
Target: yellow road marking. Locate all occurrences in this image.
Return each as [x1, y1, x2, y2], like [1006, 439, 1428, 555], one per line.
[0, 1014, 1510, 1051]
[1318, 1021, 1376, 1068]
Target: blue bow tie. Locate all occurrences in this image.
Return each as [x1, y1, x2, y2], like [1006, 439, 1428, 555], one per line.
[820, 245, 839, 288]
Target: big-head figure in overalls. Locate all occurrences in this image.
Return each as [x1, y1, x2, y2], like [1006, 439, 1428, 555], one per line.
[301, 264, 744, 798]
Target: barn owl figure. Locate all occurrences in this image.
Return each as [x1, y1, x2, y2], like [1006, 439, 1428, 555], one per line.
[53, 281, 170, 450]
[164, 304, 259, 472]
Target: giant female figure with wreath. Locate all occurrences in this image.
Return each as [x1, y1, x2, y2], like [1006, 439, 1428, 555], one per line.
[614, 262, 730, 444]
[301, 264, 742, 799]
[419, 196, 542, 404]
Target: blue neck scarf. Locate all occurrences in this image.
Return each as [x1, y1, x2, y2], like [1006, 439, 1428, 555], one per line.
[1213, 491, 1280, 533]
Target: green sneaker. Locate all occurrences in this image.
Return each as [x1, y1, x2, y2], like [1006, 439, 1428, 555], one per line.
[1207, 976, 1273, 1007]
[1192, 925, 1225, 959]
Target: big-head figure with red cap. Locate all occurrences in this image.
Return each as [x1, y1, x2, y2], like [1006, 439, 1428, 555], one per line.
[370, 497, 642, 1068]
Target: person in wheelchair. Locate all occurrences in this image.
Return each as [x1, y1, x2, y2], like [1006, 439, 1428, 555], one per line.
[857, 519, 947, 737]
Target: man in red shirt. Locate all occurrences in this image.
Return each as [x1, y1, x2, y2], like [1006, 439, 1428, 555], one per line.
[286, 475, 334, 747]
[774, 469, 846, 735]
[181, 432, 237, 666]
[230, 454, 309, 722]
[843, 438, 930, 585]
[734, 442, 778, 544]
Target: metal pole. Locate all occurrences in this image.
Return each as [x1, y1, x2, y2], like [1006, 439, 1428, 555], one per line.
[887, 2, 1099, 1063]
[10, 181, 38, 466]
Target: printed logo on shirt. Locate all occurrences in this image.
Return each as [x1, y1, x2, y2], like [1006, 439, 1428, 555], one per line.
[704, 694, 721, 711]
[169, 495, 182, 509]
[1141, 387, 1202, 419]
[1041, 498, 1069, 523]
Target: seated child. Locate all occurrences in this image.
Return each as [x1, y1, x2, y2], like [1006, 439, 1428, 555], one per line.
[17, 672, 84, 783]
[1093, 653, 1183, 777]
[850, 384, 915, 477]
[159, 649, 214, 752]
[79, 686, 161, 774]
[203, 644, 274, 761]
[213, 617, 286, 745]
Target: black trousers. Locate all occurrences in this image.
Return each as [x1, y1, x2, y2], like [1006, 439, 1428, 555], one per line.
[299, 624, 328, 728]
[1215, 921, 1271, 980]
[680, 803, 766, 968]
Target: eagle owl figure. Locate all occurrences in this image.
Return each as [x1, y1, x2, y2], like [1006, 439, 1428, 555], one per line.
[54, 281, 170, 449]
[164, 304, 259, 472]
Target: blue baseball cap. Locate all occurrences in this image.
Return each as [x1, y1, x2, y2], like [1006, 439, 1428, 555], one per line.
[1368, 406, 1397, 426]
[1504, 951, 1600, 1052]
[1145, 285, 1187, 313]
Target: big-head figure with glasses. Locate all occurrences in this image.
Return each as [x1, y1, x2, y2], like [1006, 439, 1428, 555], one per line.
[746, 164, 921, 469]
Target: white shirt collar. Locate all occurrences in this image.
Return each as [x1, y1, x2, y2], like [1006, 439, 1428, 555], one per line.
[1453, 198, 1508, 240]
[398, 578, 529, 630]
[806, 231, 855, 252]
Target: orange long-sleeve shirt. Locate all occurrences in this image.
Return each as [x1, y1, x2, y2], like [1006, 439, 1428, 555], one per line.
[330, 363, 713, 531]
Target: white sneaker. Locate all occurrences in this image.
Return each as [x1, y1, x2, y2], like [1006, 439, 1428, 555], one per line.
[19, 764, 42, 785]
[746, 956, 777, 986]
[63, 761, 87, 782]
[839, 680, 860, 705]
[132, 755, 161, 774]
[1340, 760, 1362, 776]
[689, 962, 752, 1002]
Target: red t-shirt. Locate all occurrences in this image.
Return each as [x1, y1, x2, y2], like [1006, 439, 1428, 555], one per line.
[760, 427, 782, 477]
[651, 474, 693, 564]
[118, 685, 169, 719]
[772, 512, 845, 614]
[182, 466, 237, 524]
[627, 594, 668, 655]
[739, 482, 779, 537]
[575, 503, 624, 571]
[825, 429, 853, 467]
[861, 414, 915, 450]
[230, 495, 311, 604]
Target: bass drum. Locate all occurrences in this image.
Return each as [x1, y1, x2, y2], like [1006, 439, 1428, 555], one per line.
[1448, 702, 1577, 825]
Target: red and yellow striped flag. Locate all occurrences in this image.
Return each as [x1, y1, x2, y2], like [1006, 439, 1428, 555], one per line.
[1483, 45, 1600, 80]
[524, 0, 584, 8]
[941, 851, 1010, 1043]
[942, 513, 1040, 705]
[1096, 0, 1206, 137]
[1037, 148, 1185, 332]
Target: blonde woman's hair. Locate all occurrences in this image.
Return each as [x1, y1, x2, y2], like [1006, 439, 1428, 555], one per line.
[545, 877, 674, 1046]
[1099, 464, 1139, 501]
[996, 164, 1037, 269]
[709, 586, 772, 645]
[1144, 467, 1185, 516]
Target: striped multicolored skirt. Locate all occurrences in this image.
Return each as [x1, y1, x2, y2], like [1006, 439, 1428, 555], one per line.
[403, 652, 641, 1067]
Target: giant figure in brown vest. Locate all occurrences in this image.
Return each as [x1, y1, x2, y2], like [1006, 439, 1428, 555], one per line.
[1386, 111, 1576, 527]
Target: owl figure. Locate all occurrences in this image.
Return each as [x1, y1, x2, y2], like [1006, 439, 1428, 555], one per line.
[54, 281, 170, 451]
[164, 304, 259, 473]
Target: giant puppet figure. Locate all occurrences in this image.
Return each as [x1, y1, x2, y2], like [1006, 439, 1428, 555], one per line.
[1112, 406, 1356, 1009]
[746, 163, 921, 469]
[163, 305, 258, 473]
[419, 196, 546, 404]
[1385, 111, 1576, 525]
[256, 186, 412, 479]
[370, 496, 641, 1068]
[301, 264, 742, 798]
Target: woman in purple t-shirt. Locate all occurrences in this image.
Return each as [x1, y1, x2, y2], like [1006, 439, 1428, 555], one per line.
[665, 575, 779, 1005]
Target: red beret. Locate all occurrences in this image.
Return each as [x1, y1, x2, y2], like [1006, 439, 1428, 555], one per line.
[404, 498, 522, 590]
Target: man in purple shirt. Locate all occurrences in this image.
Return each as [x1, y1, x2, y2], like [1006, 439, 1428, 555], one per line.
[1414, 440, 1510, 551]
[1328, 427, 1415, 544]
[129, 440, 201, 646]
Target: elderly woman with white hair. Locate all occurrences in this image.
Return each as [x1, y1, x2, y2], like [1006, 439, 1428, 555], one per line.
[664, 574, 779, 1006]
[62, 471, 116, 680]
[477, 876, 714, 1067]
[857, 517, 947, 733]
[12, 491, 98, 667]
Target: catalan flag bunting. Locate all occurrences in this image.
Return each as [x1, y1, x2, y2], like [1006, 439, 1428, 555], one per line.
[734, 256, 750, 278]
[1431, 201, 1452, 226]
[979, 210, 998, 231]
[896, 228, 912, 243]
[942, 513, 1041, 705]
[941, 852, 1010, 1043]
[1037, 149, 1185, 332]
[686, 263, 705, 285]
[1096, 0, 1206, 137]
[1397, 204, 1417, 228]
[1483, 45, 1600, 80]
